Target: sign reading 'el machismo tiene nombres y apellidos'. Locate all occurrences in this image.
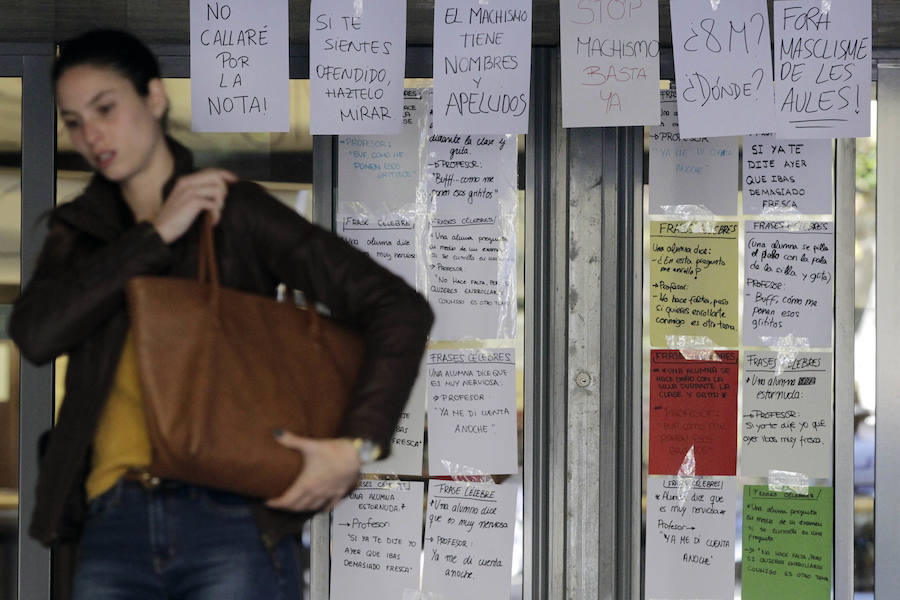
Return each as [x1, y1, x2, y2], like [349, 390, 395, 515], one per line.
[433, 0, 532, 134]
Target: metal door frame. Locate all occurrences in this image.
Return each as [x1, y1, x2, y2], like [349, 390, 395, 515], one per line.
[3, 42, 56, 600]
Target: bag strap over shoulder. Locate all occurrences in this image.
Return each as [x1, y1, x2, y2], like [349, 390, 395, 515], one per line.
[198, 213, 220, 311]
[198, 211, 321, 338]
[197, 213, 218, 285]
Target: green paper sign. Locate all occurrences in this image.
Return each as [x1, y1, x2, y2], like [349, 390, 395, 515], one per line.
[742, 486, 833, 599]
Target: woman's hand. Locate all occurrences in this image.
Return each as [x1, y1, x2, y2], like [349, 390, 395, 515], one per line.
[152, 168, 237, 243]
[265, 432, 362, 512]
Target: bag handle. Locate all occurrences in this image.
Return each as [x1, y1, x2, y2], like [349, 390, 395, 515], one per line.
[198, 212, 220, 311]
[197, 212, 321, 340]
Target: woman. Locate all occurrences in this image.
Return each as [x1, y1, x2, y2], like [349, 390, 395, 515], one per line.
[9, 29, 432, 599]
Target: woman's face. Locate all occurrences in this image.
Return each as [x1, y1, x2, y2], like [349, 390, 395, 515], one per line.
[56, 64, 168, 184]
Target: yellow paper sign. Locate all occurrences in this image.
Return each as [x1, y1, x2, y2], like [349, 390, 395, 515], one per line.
[649, 221, 739, 347]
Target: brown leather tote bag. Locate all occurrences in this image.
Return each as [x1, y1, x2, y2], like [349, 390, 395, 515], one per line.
[126, 214, 364, 499]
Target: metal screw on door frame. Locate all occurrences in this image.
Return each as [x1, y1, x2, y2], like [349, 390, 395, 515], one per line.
[575, 371, 591, 387]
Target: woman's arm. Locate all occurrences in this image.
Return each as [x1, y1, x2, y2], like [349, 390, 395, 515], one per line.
[10, 168, 234, 365]
[8, 219, 173, 365]
[232, 182, 434, 453]
[227, 183, 433, 511]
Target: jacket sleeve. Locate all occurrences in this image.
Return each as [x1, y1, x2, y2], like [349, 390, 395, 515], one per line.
[232, 183, 434, 455]
[8, 219, 174, 365]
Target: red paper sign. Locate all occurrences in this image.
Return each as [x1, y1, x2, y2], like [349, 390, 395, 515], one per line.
[649, 350, 738, 476]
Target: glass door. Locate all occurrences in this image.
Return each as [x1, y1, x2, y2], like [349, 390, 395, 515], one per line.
[0, 75, 23, 600]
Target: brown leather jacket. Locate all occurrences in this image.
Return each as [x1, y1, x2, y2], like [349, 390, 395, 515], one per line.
[9, 138, 433, 547]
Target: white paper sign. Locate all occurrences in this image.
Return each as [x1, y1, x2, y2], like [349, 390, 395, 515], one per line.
[426, 134, 517, 217]
[424, 90, 517, 339]
[433, 0, 532, 134]
[559, 0, 660, 127]
[774, 0, 872, 138]
[744, 221, 834, 347]
[364, 358, 426, 476]
[645, 476, 736, 600]
[338, 89, 429, 215]
[743, 135, 833, 215]
[309, 0, 406, 134]
[649, 90, 738, 215]
[670, 0, 776, 138]
[330, 480, 424, 599]
[190, 0, 289, 132]
[427, 349, 517, 476]
[742, 351, 833, 479]
[339, 214, 419, 291]
[426, 131, 518, 218]
[427, 216, 517, 340]
[423, 480, 518, 599]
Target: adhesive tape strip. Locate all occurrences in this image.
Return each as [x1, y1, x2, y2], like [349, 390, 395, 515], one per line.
[767, 469, 810, 495]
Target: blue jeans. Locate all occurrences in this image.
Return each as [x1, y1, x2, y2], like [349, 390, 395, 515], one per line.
[72, 479, 302, 600]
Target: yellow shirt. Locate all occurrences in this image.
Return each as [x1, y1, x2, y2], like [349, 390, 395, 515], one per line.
[85, 332, 152, 500]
